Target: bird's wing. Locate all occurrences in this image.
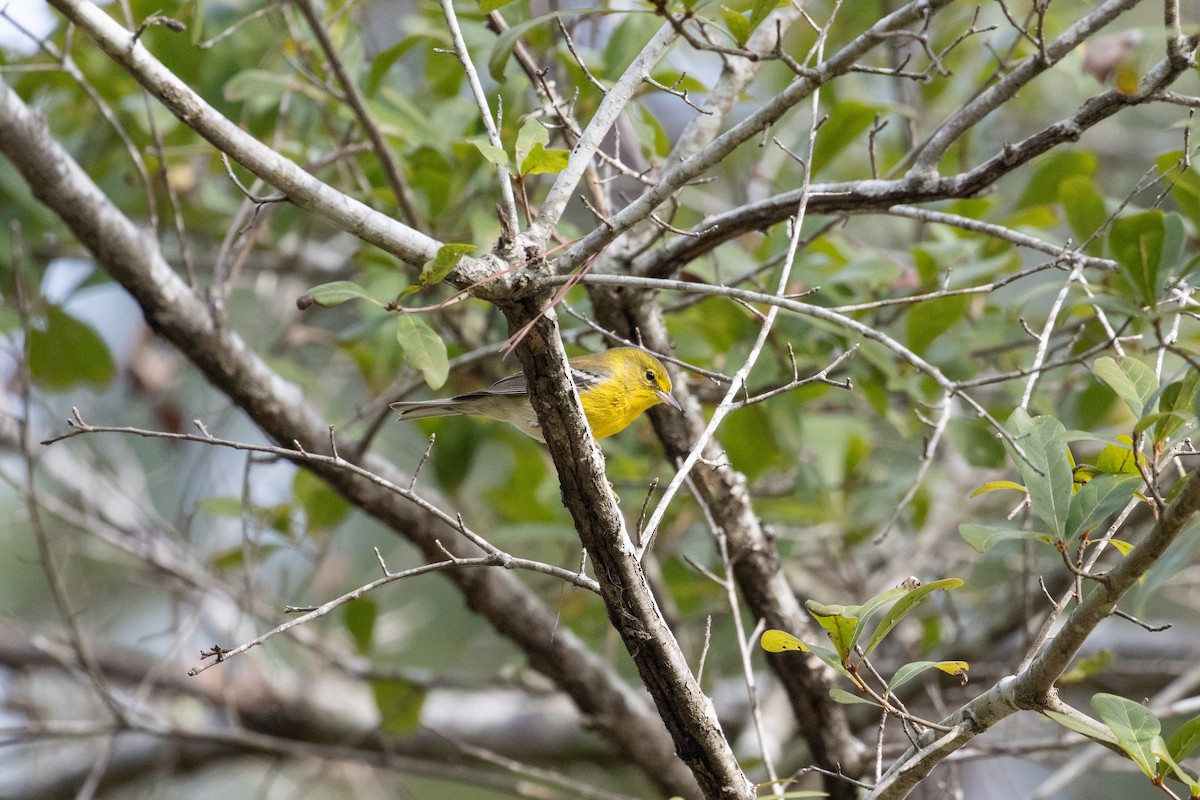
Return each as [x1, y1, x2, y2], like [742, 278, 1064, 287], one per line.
[480, 371, 529, 396]
[482, 367, 604, 398]
[483, 365, 605, 396]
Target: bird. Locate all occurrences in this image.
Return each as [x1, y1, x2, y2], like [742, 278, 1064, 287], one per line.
[391, 347, 681, 442]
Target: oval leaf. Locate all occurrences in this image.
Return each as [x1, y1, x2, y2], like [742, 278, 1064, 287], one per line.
[859, 578, 963, 659]
[888, 660, 969, 693]
[1065, 473, 1142, 540]
[1004, 410, 1073, 539]
[1166, 714, 1200, 763]
[520, 142, 570, 175]
[396, 315, 448, 389]
[420, 243, 476, 288]
[1094, 356, 1158, 419]
[1092, 693, 1160, 776]
[958, 523, 1050, 553]
[1109, 210, 1165, 305]
[760, 629, 809, 653]
[28, 305, 115, 391]
[829, 688, 883, 707]
[1044, 709, 1119, 745]
[300, 281, 379, 309]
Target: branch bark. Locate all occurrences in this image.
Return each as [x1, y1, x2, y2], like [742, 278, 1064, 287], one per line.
[499, 298, 755, 800]
[587, 291, 865, 800]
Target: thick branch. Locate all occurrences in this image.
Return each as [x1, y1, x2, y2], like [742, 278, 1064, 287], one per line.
[586, 293, 865, 800]
[499, 300, 753, 800]
[630, 28, 1198, 279]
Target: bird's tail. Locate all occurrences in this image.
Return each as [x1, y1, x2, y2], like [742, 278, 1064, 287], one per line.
[390, 399, 471, 421]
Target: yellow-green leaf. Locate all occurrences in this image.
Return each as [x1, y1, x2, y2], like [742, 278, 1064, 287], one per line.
[760, 629, 809, 653]
[419, 243, 476, 288]
[520, 142, 570, 175]
[970, 480, 1028, 498]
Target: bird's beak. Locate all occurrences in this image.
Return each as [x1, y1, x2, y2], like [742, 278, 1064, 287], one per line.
[656, 390, 682, 411]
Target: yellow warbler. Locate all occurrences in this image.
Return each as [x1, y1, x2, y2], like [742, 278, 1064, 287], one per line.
[391, 347, 680, 441]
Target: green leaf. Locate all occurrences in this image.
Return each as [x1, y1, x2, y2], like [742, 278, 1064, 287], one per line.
[1094, 356, 1158, 418]
[371, 678, 426, 735]
[520, 143, 571, 175]
[300, 281, 381, 309]
[760, 629, 809, 653]
[344, 597, 377, 654]
[1059, 175, 1107, 255]
[600, 12, 661, 79]
[906, 293, 968, 356]
[419, 243, 476, 288]
[1109, 210, 1165, 306]
[1018, 150, 1096, 210]
[293, 469, 351, 531]
[468, 137, 510, 168]
[805, 600, 858, 660]
[515, 118, 549, 162]
[1004, 410, 1073, 539]
[1157, 151, 1200, 231]
[1065, 473, 1142, 540]
[829, 688, 883, 707]
[958, 523, 1050, 553]
[848, 587, 907, 653]
[195, 497, 245, 518]
[1166, 714, 1200, 763]
[720, 6, 751, 45]
[746, 0, 784, 34]
[858, 579, 962, 659]
[804, 640, 856, 682]
[479, 0, 519, 12]
[1134, 411, 1186, 436]
[811, 101, 879, 175]
[396, 315, 449, 389]
[1154, 373, 1199, 444]
[1096, 436, 1143, 475]
[188, 0, 204, 46]
[1154, 739, 1200, 793]
[632, 105, 671, 158]
[1092, 693, 1160, 776]
[1044, 709, 1119, 745]
[365, 37, 424, 97]
[1162, 212, 1186, 279]
[28, 305, 116, 391]
[488, 9, 605, 82]
[888, 660, 969, 692]
[224, 69, 323, 106]
[1061, 649, 1112, 683]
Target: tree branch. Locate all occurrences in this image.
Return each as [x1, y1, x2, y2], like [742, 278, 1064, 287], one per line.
[499, 300, 754, 800]
[869, 468, 1200, 800]
[45, 0, 439, 268]
[0, 73, 701, 800]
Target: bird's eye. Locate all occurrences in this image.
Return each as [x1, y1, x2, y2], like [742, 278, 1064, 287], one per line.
[645, 369, 656, 382]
